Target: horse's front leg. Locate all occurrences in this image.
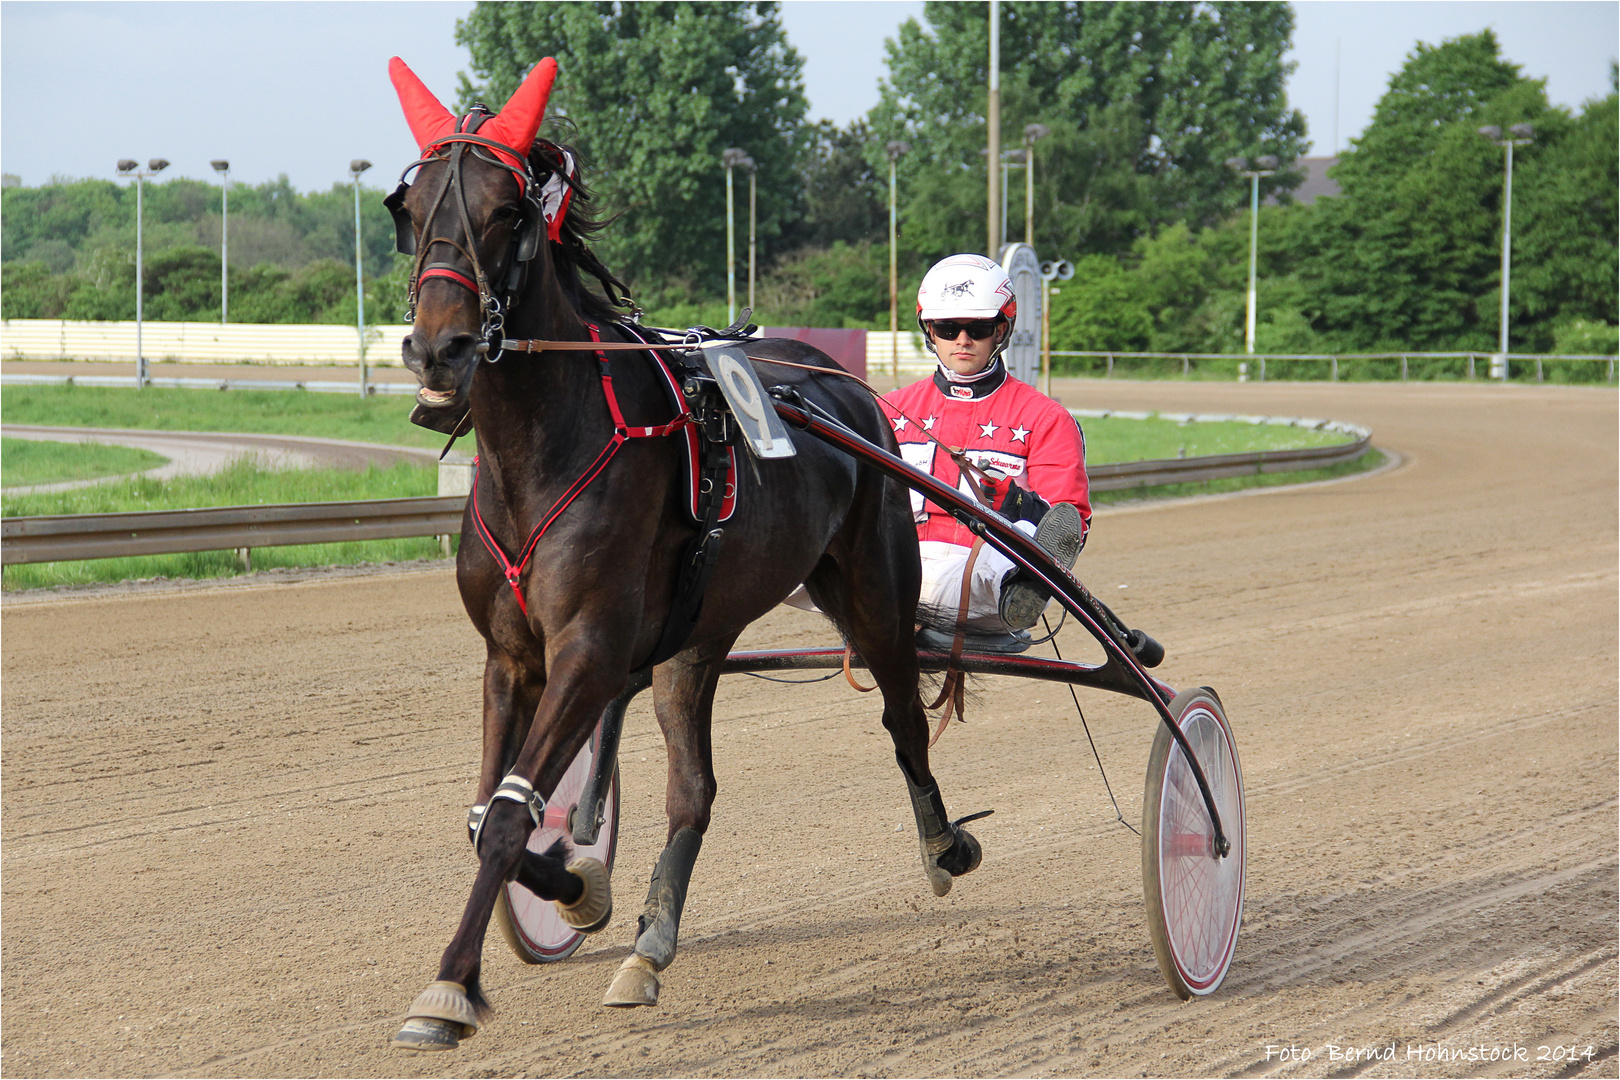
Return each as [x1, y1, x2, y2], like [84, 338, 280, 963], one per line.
[392, 642, 622, 1050]
[603, 636, 736, 1008]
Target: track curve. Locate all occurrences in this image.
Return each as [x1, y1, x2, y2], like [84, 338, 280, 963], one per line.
[2, 381, 1614, 1078]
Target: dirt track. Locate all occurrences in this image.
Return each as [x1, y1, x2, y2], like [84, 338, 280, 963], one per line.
[3, 380, 1615, 1079]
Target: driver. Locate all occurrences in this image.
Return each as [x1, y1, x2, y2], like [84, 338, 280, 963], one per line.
[883, 253, 1090, 642]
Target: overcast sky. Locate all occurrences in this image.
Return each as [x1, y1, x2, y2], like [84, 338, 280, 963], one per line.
[1, 1, 1614, 192]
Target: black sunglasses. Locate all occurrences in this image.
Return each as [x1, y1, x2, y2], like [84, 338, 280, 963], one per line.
[929, 319, 1000, 341]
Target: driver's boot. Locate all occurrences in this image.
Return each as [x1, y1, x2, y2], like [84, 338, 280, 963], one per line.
[998, 501, 1084, 630]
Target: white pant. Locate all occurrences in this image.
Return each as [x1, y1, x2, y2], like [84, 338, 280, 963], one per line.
[782, 520, 1038, 632]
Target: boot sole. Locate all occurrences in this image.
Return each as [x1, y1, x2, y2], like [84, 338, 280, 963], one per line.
[999, 502, 1084, 629]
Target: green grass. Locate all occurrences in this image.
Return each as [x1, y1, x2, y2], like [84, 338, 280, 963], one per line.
[1078, 415, 1346, 464]
[2, 384, 441, 449]
[3, 437, 169, 486]
[1, 455, 434, 518]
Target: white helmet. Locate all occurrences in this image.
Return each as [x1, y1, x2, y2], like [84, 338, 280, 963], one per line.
[916, 253, 1018, 326]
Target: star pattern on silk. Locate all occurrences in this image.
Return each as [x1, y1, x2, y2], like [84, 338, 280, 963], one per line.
[979, 421, 998, 438]
[1011, 425, 1030, 442]
[892, 416, 909, 432]
[923, 416, 937, 431]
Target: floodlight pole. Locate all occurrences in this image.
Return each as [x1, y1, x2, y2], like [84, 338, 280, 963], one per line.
[886, 140, 910, 383]
[212, 160, 230, 323]
[1226, 155, 1277, 355]
[117, 158, 168, 388]
[745, 156, 757, 314]
[1024, 124, 1048, 245]
[1479, 124, 1533, 380]
[722, 148, 750, 325]
[351, 159, 372, 395]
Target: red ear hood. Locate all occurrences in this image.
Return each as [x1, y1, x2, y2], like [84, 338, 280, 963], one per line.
[389, 56, 455, 150]
[482, 58, 558, 154]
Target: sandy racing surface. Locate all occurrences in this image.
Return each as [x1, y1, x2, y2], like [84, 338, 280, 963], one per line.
[3, 380, 1615, 1078]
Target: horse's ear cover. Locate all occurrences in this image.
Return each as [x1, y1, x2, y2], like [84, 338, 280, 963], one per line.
[389, 56, 557, 159]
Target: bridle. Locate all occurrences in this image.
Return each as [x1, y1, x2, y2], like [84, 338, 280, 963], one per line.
[384, 109, 577, 364]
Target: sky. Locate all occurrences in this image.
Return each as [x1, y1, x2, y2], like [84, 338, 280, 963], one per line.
[1, 1, 1615, 193]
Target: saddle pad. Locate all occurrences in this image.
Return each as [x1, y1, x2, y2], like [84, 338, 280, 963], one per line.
[619, 324, 738, 525]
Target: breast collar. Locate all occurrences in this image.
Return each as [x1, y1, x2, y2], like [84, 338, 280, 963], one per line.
[932, 358, 1007, 400]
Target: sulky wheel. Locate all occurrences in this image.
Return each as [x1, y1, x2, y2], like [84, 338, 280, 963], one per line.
[1141, 686, 1245, 999]
[492, 715, 620, 963]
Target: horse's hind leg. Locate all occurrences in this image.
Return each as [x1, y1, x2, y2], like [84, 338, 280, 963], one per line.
[603, 637, 735, 1007]
[813, 523, 984, 897]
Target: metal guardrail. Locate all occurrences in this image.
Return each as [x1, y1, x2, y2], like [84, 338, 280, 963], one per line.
[0, 428, 1372, 565]
[1, 496, 467, 566]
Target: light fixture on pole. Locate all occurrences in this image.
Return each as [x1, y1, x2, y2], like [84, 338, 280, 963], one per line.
[1023, 124, 1048, 246]
[1477, 123, 1533, 382]
[722, 147, 750, 325]
[886, 140, 910, 383]
[350, 159, 372, 396]
[116, 157, 169, 388]
[1225, 154, 1278, 355]
[1039, 258, 1073, 396]
[211, 160, 230, 324]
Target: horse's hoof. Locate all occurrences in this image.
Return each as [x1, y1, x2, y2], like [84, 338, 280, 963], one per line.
[956, 828, 983, 874]
[392, 980, 477, 1050]
[558, 857, 612, 933]
[391, 1017, 464, 1051]
[924, 860, 954, 896]
[603, 953, 661, 1007]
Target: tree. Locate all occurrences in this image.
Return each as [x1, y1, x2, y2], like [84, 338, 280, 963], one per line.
[867, 1, 1306, 262]
[782, 119, 887, 250]
[1295, 30, 1617, 352]
[456, 1, 810, 307]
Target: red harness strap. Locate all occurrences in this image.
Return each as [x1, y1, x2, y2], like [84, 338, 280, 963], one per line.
[469, 323, 694, 615]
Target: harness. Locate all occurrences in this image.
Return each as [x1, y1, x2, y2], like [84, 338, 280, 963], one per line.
[467, 322, 736, 671]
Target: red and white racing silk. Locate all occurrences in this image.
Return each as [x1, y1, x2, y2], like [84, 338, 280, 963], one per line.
[881, 362, 1090, 549]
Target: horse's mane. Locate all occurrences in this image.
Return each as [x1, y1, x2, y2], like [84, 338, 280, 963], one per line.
[531, 141, 634, 326]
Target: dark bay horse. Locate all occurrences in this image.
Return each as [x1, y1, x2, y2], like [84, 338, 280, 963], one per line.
[383, 57, 984, 1050]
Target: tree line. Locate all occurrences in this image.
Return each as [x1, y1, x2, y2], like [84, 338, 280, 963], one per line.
[3, 3, 1614, 360]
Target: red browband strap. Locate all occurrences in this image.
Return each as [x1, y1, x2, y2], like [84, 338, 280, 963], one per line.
[419, 266, 481, 294]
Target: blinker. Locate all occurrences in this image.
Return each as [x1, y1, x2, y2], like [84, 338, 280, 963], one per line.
[385, 184, 416, 256]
